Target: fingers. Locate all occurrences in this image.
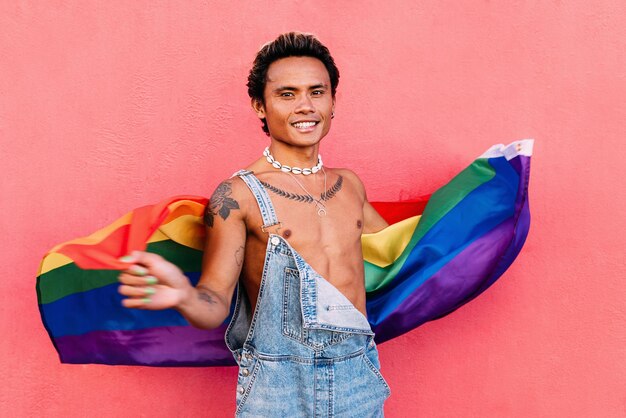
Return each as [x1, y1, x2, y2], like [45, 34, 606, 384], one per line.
[118, 253, 159, 308]
[118, 250, 151, 277]
[118, 284, 156, 298]
[118, 282, 158, 309]
[118, 272, 158, 286]
[121, 296, 154, 309]
[117, 251, 185, 310]
[118, 251, 179, 285]
[118, 251, 159, 287]
[118, 251, 164, 268]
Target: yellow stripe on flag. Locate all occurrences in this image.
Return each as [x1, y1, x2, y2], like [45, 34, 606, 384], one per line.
[361, 215, 420, 268]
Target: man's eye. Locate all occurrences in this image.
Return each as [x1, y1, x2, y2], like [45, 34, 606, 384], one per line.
[281, 92, 294, 97]
[312, 90, 324, 95]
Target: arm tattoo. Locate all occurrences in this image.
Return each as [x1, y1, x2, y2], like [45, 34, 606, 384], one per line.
[235, 245, 244, 267]
[260, 175, 343, 204]
[197, 285, 217, 305]
[204, 181, 240, 227]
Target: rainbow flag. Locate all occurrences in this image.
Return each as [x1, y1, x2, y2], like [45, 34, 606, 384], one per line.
[37, 140, 533, 366]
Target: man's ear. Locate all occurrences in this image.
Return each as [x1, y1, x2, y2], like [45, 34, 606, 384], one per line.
[251, 98, 266, 119]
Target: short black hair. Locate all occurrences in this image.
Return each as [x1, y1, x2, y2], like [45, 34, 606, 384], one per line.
[247, 32, 340, 135]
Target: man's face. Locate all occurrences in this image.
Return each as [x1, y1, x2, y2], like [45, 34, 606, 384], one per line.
[253, 56, 335, 147]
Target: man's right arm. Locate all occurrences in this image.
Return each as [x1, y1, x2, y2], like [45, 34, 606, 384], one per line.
[176, 178, 247, 329]
[118, 178, 247, 330]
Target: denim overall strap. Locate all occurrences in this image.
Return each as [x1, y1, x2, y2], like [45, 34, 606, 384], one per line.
[233, 169, 281, 232]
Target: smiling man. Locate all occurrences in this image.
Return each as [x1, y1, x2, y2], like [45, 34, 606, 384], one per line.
[117, 32, 391, 417]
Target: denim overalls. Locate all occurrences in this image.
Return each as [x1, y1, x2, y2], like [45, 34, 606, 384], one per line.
[225, 170, 391, 418]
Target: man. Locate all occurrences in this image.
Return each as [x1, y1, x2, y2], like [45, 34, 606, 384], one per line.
[117, 32, 391, 417]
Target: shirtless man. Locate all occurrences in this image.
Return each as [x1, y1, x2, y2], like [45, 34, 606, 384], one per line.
[117, 32, 391, 417]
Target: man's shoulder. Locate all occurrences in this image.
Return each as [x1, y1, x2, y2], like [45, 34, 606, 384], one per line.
[329, 167, 366, 203]
[217, 173, 253, 198]
[332, 167, 360, 178]
[207, 173, 256, 215]
[331, 167, 365, 189]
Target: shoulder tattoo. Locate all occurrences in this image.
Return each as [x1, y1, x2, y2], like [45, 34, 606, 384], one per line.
[204, 180, 240, 227]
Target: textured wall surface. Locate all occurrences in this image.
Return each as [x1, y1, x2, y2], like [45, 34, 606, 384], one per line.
[2, 1, 625, 417]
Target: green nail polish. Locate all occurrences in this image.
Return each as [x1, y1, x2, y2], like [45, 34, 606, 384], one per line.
[142, 297, 151, 304]
[133, 267, 147, 276]
[145, 276, 158, 285]
[145, 287, 156, 295]
[118, 255, 133, 262]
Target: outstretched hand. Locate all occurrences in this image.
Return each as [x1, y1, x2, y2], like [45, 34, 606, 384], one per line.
[117, 251, 193, 310]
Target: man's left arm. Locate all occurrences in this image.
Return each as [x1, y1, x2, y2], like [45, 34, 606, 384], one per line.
[362, 200, 389, 234]
[341, 168, 389, 234]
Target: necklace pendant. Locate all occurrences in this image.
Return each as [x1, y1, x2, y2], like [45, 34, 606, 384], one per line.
[317, 206, 327, 216]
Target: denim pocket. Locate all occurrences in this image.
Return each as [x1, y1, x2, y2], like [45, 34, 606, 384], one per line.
[282, 267, 306, 343]
[282, 267, 354, 350]
[362, 347, 392, 398]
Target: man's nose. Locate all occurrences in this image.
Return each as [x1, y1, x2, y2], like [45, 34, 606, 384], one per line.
[294, 94, 315, 113]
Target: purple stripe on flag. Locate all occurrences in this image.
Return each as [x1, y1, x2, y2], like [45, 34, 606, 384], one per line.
[372, 155, 531, 343]
[455, 155, 531, 299]
[53, 325, 236, 367]
[478, 191, 530, 293]
[373, 215, 518, 343]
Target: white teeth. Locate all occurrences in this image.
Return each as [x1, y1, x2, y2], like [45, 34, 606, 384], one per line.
[293, 121, 317, 129]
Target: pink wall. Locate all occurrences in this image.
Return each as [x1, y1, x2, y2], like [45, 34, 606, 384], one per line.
[2, 1, 625, 416]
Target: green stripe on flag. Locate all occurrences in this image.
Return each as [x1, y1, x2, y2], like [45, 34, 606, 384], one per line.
[37, 240, 203, 305]
[364, 158, 495, 292]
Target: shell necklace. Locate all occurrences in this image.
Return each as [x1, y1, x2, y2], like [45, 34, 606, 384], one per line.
[262, 147, 328, 216]
[263, 147, 323, 175]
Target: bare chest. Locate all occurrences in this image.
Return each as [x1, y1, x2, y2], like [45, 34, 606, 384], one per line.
[240, 172, 367, 314]
[247, 175, 364, 257]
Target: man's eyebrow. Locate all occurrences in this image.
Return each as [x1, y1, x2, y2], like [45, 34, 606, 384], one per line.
[273, 86, 298, 92]
[272, 83, 329, 93]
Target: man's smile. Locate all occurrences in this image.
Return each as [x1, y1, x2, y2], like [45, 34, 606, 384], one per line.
[291, 120, 320, 132]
